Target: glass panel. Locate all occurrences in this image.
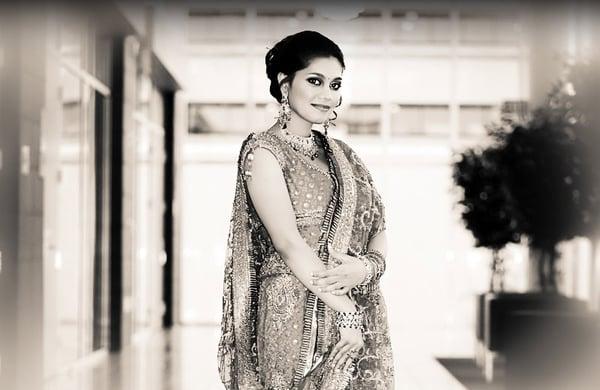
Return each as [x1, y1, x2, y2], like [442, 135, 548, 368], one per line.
[459, 105, 498, 137]
[54, 67, 96, 367]
[344, 11, 384, 43]
[188, 103, 248, 134]
[187, 9, 246, 43]
[390, 11, 452, 44]
[132, 117, 165, 337]
[392, 104, 450, 137]
[459, 13, 521, 44]
[255, 9, 314, 42]
[253, 103, 279, 131]
[340, 104, 380, 135]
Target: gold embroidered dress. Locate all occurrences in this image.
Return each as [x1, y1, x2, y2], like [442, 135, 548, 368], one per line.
[218, 127, 394, 389]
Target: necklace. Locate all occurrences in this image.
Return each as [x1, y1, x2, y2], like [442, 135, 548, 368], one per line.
[276, 127, 321, 160]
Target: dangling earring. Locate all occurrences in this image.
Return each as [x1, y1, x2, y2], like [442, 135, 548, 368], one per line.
[322, 111, 338, 135]
[322, 97, 342, 136]
[277, 90, 292, 129]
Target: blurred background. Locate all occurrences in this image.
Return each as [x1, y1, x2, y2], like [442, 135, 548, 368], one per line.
[1, 1, 599, 389]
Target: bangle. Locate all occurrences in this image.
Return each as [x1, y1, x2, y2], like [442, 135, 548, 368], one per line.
[365, 249, 385, 279]
[335, 310, 364, 331]
[358, 255, 373, 286]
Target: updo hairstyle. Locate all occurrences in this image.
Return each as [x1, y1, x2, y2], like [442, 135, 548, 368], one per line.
[265, 30, 345, 103]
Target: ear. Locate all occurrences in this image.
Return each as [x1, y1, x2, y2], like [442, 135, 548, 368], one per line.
[277, 72, 289, 93]
[277, 72, 287, 85]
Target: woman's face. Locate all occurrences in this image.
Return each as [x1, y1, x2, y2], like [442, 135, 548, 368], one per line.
[280, 56, 343, 125]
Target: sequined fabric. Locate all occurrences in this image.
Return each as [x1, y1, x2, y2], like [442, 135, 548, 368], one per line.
[218, 127, 394, 389]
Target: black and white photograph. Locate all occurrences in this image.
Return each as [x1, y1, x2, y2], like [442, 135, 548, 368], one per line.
[1, 1, 600, 389]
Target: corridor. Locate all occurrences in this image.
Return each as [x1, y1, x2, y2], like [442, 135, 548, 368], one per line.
[44, 326, 466, 390]
[1, 2, 599, 390]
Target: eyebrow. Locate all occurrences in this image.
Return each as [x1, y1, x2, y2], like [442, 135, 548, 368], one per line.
[307, 72, 342, 81]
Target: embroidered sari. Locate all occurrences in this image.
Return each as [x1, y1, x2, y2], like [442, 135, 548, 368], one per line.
[218, 128, 394, 389]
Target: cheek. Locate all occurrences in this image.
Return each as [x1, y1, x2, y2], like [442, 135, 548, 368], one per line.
[293, 84, 312, 100]
[290, 85, 314, 108]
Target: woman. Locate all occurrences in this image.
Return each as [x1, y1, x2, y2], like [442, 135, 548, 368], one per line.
[218, 30, 394, 389]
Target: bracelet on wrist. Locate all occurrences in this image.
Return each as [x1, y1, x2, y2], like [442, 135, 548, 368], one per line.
[358, 255, 373, 286]
[335, 310, 364, 331]
[365, 249, 385, 279]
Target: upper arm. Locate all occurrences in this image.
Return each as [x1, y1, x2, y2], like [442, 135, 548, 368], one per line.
[245, 146, 301, 253]
[367, 228, 387, 255]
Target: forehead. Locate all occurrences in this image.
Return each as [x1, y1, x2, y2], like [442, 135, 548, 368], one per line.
[300, 57, 343, 79]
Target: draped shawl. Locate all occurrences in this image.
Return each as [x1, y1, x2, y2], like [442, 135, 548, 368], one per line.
[218, 130, 394, 389]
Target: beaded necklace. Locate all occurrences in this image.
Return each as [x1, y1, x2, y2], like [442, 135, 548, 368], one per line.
[276, 127, 321, 160]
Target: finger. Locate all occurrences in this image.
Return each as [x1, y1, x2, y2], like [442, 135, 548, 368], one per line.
[342, 354, 354, 374]
[324, 281, 344, 292]
[311, 269, 334, 279]
[330, 341, 349, 369]
[318, 275, 341, 287]
[315, 275, 343, 288]
[333, 344, 353, 370]
[329, 341, 345, 366]
[332, 286, 350, 295]
[336, 346, 354, 371]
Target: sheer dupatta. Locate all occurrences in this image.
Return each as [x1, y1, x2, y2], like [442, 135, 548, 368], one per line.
[218, 131, 359, 389]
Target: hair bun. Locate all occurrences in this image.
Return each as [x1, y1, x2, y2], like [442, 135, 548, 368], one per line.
[265, 46, 278, 69]
[264, 31, 345, 103]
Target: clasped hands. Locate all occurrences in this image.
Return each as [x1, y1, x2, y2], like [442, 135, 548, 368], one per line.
[310, 244, 366, 295]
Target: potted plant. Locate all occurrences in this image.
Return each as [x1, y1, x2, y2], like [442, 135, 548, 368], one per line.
[500, 67, 600, 292]
[453, 141, 522, 291]
[452, 133, 522, 368]
[451, 61, 600, 382]
[478, 63, 599, 383]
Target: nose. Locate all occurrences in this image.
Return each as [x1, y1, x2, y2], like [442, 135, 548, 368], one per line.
[319, 86, 336, 105]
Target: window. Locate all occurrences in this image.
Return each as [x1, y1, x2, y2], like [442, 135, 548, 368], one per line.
[390, 10, 452, 44]
[392, 104, 450, 136]
[187, 9, 246, 43]
[459, 105, 498, 137]
[500, 100, 528, 123]
[340, 104, 381, 135]
[458, 11, 521, 45]
[188, 103, 248, 134]
[255, 9, 314, 42]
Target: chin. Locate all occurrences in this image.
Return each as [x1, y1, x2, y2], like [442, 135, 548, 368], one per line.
[295, 107, 330, 125]
[307, 113, 329, 124]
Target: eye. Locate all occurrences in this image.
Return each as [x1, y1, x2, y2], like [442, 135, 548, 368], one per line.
[307, 77, 322, 86]
[331, 82, 342, 91]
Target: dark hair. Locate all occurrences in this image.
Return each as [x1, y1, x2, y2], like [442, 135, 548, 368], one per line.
[265, 30, 345, 103]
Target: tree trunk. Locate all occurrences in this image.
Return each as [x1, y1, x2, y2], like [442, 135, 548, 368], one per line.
[538, 245, 559, 293]
[490, 250, 505, 293]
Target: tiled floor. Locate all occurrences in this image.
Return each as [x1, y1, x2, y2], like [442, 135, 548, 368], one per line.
[45, 325, 468, 390]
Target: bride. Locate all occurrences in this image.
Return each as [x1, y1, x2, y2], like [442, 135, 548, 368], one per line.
[218, 30, 395, 389]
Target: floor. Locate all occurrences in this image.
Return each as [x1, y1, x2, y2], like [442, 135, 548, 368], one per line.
[44, 325, 470, 390]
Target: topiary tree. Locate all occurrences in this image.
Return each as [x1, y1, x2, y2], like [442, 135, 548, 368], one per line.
[498, 63, 600, 292]
[452, 141, 521, 292]
[561, 60, 600, 240]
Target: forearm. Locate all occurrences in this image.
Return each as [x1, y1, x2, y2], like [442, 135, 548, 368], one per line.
[366, 229, 387, 283]
[278, 238, 357, 313]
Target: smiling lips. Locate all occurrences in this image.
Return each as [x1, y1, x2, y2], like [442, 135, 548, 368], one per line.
[311, 104, 331, 112]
